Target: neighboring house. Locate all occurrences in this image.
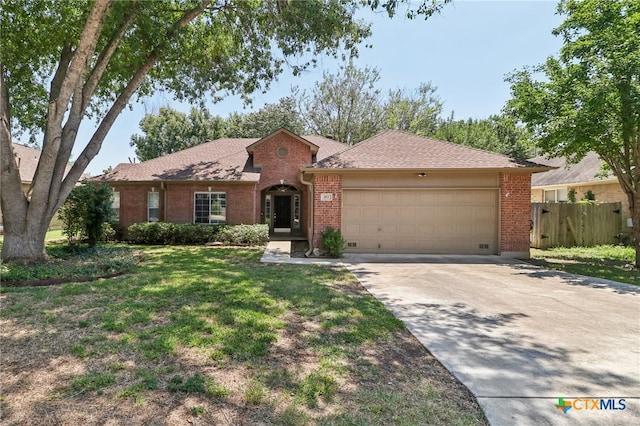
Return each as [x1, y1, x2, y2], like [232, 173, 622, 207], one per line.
[530, 152, 631, 227]
[98, 128, 551, 258]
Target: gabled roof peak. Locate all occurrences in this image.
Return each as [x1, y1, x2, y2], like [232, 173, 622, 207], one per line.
[245, 128, 320, 154]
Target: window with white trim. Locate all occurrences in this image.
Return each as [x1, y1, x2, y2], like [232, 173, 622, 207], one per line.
[148, 192, 160, 222]
[544, 188, 568, 202]
[194, 192, 226, 224]
[111, 191, 120, 222]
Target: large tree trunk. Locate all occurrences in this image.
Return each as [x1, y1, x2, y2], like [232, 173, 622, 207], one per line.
[0, 0, 211, 264]
[1, 210, 52, 263]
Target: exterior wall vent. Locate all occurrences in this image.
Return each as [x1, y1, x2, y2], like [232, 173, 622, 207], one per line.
[347, 241, 358, 248]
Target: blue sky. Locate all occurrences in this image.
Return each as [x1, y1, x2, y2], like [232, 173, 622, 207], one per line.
[73, 0, 565, 176]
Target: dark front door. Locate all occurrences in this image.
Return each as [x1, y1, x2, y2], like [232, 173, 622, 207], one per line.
[274, 195, 292, 229]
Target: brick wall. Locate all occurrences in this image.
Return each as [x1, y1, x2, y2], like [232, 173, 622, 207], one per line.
[165, 183, 256, 225]
[112, 182, 257, 228]
[499, 173, 531, 257]
[253, 133, 314, 232]
[312, 174, 342, 248]
[111, 184, 157, 227]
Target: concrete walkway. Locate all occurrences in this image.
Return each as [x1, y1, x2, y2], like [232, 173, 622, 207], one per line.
[261, 243, 640, 425]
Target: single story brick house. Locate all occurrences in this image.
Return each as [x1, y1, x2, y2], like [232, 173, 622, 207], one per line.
[98, 128, 551, 258]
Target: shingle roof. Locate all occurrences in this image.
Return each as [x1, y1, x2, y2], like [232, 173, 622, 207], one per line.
[530, 152, 615, 187]
[11, 143, 41, 183]
[98, 134, 347, 182]
[311, 130, 550, 171]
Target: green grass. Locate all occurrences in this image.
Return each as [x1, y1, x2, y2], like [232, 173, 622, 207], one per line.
[530, 245, 638, 285]
[1, 245, 488, 425]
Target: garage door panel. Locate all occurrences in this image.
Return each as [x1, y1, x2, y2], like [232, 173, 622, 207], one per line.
[397, 193, 417, 204]
[343, 189, 497, 254]
[417, 193, 437, 203]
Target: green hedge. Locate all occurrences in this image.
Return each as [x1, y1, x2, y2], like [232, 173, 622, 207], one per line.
[126, 222, 268, 246]
[217, 224, 269, 246]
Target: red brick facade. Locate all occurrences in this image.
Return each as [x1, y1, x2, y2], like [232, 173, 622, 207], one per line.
[252, 133, 314, 233]
[311, 174, 342, 248]
[108, 130, 539, 257]
[499, 173, 532, 257]
[112, 132, 315, 232]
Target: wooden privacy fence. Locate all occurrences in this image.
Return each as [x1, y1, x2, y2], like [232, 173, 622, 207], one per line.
[530, 202, 622, 249]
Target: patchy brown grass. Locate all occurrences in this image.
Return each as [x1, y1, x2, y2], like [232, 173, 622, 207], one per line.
[0, 246, 487, 425]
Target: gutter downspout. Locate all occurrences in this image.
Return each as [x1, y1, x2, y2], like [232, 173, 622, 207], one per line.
[299, 170, 314, 257]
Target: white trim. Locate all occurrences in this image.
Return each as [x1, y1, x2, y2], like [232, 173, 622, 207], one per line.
[532, 179, 617, 190]
[148, 191, 160, 222]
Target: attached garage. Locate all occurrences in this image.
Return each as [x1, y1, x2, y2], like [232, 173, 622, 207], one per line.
[342, 189, 498, 254]
[305, 131, 552, 258]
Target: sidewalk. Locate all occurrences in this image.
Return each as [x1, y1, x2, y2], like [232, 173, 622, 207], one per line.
[260, 241, 343, 266]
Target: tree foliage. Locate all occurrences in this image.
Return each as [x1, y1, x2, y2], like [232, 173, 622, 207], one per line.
[131, 107, 226, 161]
[434, 114, 533, 159]
[224, 97, 305, 138]
[59, 182, 114, 247]
[296, 62, 384, 145]
[0, 0, 447, 262]
[384, 82, 442, 136]
[506, 0, 640, 266]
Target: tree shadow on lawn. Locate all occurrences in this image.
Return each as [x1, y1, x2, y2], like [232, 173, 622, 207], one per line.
[0, 246, 488, 425]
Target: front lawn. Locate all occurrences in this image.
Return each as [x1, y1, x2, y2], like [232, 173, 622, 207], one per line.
[0, 245, 488, 425]
[529, 245, 638, 286]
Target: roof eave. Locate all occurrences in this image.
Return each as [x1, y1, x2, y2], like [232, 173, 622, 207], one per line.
[532, 178, 618, 189]
[302, 166, 555, 174]
[105, 178, 260, 184]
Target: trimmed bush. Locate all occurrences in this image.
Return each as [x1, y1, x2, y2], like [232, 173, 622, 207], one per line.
[217, 224, 269, 245]
[127, 223, 219, 245]
[126, 223, 268, 246]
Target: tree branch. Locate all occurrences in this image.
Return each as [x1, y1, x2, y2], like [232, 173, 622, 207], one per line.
[57, 0, 213, 209]
[49, 43, 74, 103]
[53, 7, 140, 207]
[30, 0, 113, 221]
[82, 6, 140, 111]
[0, 64, 28, 225]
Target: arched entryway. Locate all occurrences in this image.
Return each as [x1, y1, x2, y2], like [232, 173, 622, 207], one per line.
[263, 184, 302, 237]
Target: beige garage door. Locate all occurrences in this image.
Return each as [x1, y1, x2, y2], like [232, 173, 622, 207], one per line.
[342, 189, 498, 254]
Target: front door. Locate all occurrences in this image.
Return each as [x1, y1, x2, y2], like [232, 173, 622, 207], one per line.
[274, 195, 292, 231]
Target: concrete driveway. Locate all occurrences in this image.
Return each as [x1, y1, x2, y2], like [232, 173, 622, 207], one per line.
[345, 255, 640, 426]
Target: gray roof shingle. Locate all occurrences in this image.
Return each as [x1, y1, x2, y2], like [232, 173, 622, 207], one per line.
[530, 152, 615, 187]
[98, 135, 347, 182]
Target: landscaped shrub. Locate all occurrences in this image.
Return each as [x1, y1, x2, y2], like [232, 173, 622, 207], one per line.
[321, 226, 345, 258]
[127, 222, 220, 245]
[58, 182, 114, 247]
[216, 224, 269, 245]
[102, 221, 126, 242]
[126, 223, 268, 246]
